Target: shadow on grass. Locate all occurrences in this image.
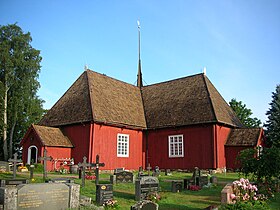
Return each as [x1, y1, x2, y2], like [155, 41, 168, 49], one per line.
[159, 203, 201, 210]
[114, 190, 135, 200]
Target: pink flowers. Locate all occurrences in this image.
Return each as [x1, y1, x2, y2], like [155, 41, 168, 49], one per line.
[230, 178, 264, 203]
[85, 175, 96, 180]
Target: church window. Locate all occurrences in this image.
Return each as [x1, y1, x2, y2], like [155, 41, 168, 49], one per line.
[117, 134, 129, 157]
[168, 135, 184, 157]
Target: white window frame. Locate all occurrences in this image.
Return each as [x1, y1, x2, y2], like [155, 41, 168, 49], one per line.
[168, 135, 184, 158]
[117, 134, 129, 157]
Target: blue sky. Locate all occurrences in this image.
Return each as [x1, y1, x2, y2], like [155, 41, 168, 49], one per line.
[1, 0, 279, 124]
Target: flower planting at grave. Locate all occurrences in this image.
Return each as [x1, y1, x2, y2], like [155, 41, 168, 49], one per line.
[103, 199, 118, 209]
[145, 191, 161, 203]
[85, 171, 96, 180]
[189, 185, 202, 191]
[17, 166, 28, 172]
[220, 178, 269, 210]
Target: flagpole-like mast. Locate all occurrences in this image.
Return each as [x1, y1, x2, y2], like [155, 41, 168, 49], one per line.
[137, 20, 143, 88]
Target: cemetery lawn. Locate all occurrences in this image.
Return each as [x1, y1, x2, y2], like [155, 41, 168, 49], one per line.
[2, 171, 280, 209]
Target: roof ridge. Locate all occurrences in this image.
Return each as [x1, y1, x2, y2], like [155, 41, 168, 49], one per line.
[85, 70, 95, 121]
[202, 74, 218, 123]
[86, 69, 140, 89]
[143, 73, 204, 88]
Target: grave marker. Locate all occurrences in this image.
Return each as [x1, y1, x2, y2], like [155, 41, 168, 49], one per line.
[135, 176, 159, 201]
[91, 154, 105, 185]
[146, 164, 152, 176]
[153, 166, 160, 177]
[115, 171, 134, 183]
[171, 180, 183, 193]
[8, 153, 22, 179]
[78, 156, 91, 187]
[131, 200, 159, 210]
[96, 184, 113, 206]
[0, 161, 10, 173]
[38, 148, 53, 180]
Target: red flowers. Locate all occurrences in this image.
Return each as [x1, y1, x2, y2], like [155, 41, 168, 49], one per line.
[189, 185, 201, 191]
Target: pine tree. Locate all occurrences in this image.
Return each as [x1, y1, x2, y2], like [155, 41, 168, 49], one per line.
[265, 85, 280, 147]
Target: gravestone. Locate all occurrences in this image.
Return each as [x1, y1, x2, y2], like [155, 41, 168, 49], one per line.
[0, 161, 10, 173]
[135, 176, 159, 201]
[138, 166, 145, 177]
[114, 168, 124, 174]
[165, 169, 171, 176]
[0, 179, 29, 187]
[96, 184, 113, 206]
[171, 180, 183, 193]
[152, 166, 160, 177]
[29, 164, 35, 180]
[131, 200, 159, 210]
[185, 167, 209, 189]
[210, 176, 218, 184]
[78, 156, 91, 187]
[221, 184, 234, 204]
[146, 164, 152, 176]
[0, 182, 80, 210]
[38, 148, 53, 180]
[8, 153, 22, 179]
[116, 171, 134, 183]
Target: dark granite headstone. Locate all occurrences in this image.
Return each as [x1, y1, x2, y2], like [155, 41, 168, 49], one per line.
[131, 200, 159, 210]
[0, 179, 29, 187]
[96, 184, 113, 206]
[115, 171, 134, 183]
[0, 161, 10, 173]
[17, 183, 70, 210]
[152, 166, 160, 177]
[135, 176, 159, 201]
[171, 180, 183, 192]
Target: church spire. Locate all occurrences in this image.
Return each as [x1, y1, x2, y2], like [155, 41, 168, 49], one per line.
[137, 20, 143, 88]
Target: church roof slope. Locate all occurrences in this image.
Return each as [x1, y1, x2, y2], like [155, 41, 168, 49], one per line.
[39, 72, 93, 126]
[87, 70, 146, 129]
[142, 73, 243, 129]
[225, 128, 262, 146]
[40, 70, 146, 129]
[33, 125, 73, 147]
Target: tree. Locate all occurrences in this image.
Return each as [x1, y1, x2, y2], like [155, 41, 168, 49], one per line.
[0, 23, 44, 160]
[264, 85, 280, 147]
[229, 98, 262, 128]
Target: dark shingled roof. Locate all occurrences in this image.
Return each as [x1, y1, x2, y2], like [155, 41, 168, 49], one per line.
[33, 125, 73, 147]
[225, 128, 262, 146]
[142, 73, 243, 129]
[40, 70, 147, 129]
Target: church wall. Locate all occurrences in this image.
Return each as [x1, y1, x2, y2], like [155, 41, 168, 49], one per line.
[92, 123, 144, 170]
[43, 146, 72, 172]
[215, 125, 231, 169]
[62, 123, 91, 164]
[21, 130, 42, 166]
[146, 124, 214, 170]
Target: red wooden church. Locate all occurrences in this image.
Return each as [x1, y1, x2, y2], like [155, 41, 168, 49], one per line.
[21, 68, 265, 171]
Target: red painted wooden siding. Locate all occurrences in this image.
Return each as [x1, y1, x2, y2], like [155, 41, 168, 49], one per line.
[62, 123, 91, 165]
[21, 130, 42, 165]
[43, 146, 72, 171]
[92, 123, 144, 170]
[215, 125, 231, 168]
[147, 125, 214, 169]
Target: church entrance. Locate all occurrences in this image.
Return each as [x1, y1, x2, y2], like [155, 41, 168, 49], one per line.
[27, 146, 38, 164]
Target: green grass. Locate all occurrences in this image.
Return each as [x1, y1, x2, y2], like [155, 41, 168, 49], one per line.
[1, 171, 279, 209]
